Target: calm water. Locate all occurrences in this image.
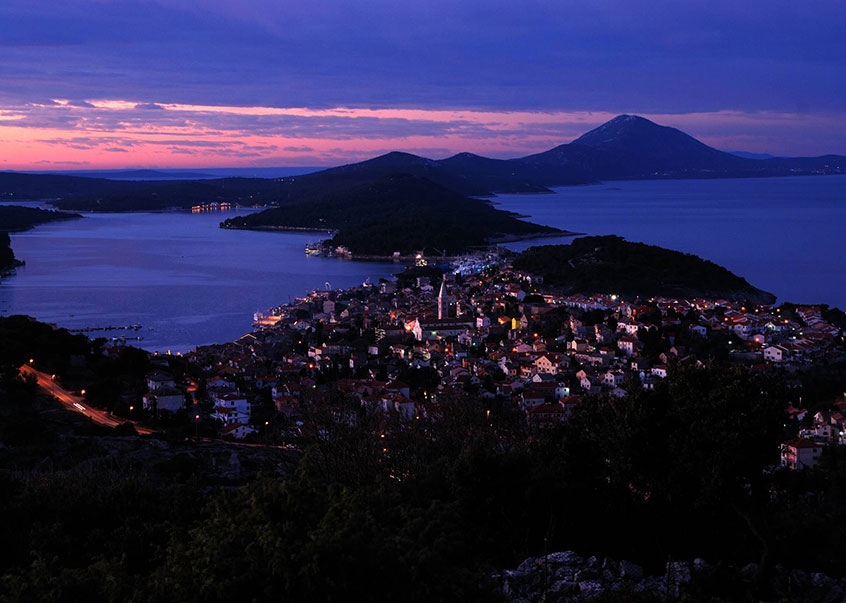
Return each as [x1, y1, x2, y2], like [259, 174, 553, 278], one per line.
[2, 175, 844, 352]
[0, 208, 399, 352]
[497, 175, 846, 308]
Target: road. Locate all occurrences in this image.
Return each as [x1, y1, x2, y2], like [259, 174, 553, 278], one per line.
[20, 364, 154, 435]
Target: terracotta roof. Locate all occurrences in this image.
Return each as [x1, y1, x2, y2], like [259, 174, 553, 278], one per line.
[784, 438, 823, 449]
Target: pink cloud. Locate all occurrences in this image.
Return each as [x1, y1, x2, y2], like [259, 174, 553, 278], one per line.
[0, 100, 842, 170]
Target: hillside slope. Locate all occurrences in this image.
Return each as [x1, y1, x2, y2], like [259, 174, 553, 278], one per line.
[222, 174, 561, 255]
[513, 235, 775, 303]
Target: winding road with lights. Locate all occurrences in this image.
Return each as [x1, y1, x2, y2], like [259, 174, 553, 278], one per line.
[20, 364, 154, 435]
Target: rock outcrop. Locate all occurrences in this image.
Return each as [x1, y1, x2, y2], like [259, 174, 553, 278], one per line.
[497, 552, 846, 602]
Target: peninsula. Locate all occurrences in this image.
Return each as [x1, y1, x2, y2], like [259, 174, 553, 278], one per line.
[221, 173, 564, 256]
[512, 236, 777, 303]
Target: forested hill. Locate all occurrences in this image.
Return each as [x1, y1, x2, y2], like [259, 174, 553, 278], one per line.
[0, 205, 82, 273]
[222, 173, 561, 255]
[513, 235, 776, 303]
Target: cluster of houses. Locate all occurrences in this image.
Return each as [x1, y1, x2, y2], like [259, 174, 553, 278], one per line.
[780, 398, 846, 470]
[133, 257, 843, 467]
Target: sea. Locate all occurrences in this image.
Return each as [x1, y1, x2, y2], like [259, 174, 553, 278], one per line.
[0, 207, 398, 352]
[497, 175, 846, 309]
[1, 175, 844, 352]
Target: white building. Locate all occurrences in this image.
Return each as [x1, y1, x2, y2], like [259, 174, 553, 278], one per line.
[780, 438, 824, 470]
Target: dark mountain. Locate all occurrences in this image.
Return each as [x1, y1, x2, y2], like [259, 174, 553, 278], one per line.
[49, 178, 288, 211]
[285, 151, 553, 198]
[436, 152, 557, 193]
[5, 114, 844, 212]
[568, 114, 750, 178]
[512, 143, 611, 185]
[516, 115, 844, 182]
[0, 172, 147, 200]
[43, 151, 558, 211]
[513, 235, 776, 303]
[222, 173, 561, 256]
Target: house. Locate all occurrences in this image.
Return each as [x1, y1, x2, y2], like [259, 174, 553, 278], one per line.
[207, 376, 236, 391]
[534, 353, 567, 374]
[617, 336, 638, 357]
[580, 375, 603, 394]
[146, 372, 175, 392]
[764, 345, 790, 363]
[780, 438, 824, 470]
[412, 317, 474, 341]
[211, 393, 251, 425]
[651, 365, 668, 379]
[569, 338, 590, 353]
[603, 370, 625, 387]
[526, 402, 566, 427]
[532, 374, 569, 395]
[220, 422, 256, 440]
[785, 404, 808, 423]
[142, 389, 185, 413]
[521, 386, 549, 408]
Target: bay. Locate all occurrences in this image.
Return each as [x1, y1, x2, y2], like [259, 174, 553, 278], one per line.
[0, 207, 398, 352]
[2, 175, 844, 353]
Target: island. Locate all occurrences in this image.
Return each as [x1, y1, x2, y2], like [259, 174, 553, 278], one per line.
[221, 173, 565, 257]
[512, 235, 776, 303]
[0, 205, 82, 275]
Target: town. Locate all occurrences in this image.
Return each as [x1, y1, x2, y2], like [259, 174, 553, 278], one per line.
[133, 252, 846, 471]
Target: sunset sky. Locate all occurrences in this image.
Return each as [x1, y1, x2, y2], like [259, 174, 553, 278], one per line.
[2, 0, 844, 170]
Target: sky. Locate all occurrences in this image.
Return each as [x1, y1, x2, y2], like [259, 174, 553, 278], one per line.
[1, 0, 844, 170]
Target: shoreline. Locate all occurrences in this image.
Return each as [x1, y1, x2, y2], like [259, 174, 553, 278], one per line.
[221, 225, 584, 261]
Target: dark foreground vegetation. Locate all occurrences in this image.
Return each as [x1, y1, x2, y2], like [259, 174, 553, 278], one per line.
[513, 235, 776, 303]
[3, 316, 846, 601]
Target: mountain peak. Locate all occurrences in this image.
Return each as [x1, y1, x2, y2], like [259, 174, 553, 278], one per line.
[608, 114, 646, 124]
[565, 114, 747, 177]
[573, 115, 665, 147]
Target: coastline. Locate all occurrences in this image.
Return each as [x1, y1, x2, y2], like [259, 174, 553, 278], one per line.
[221, 224, 583, 261]
[224, 224, 338, 235]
